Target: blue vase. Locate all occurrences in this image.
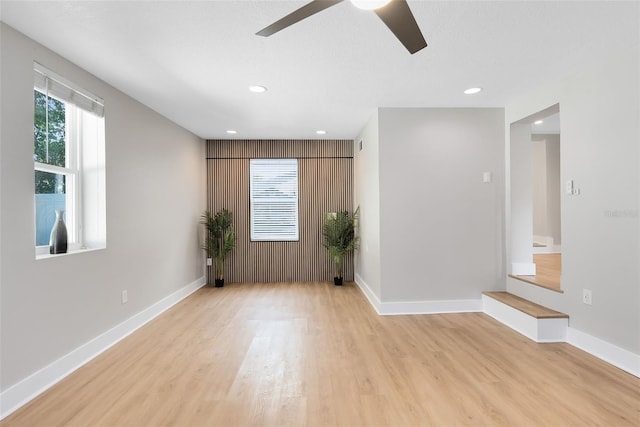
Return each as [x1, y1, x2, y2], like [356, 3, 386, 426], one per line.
[49, 209, 68, 254]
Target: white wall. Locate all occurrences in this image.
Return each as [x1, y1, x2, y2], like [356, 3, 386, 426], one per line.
[532, 139, 548, 239]
[506, 46, 639, 354]
[377, 108, 505, 302]
[532, 134, 561, 245]
[354, 112, 382, 299]
[0, 23, 206, 391]
[545, 135, 561, 245]
[509, 123, 534, 273]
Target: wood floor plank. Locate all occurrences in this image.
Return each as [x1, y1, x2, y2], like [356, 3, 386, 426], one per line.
[2, 281, 638, 426]
[511, 253, 562, 292]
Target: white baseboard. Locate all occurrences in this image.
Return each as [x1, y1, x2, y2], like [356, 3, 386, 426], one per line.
[567, 327, 640, 378]
[354, 273, 382, 313]
[354, 274, 482, 315]
[0, 276, 206, 420]
[378, 299, 483, 315]
[532, 244, 562, 254]
[533, 235, 554, 247]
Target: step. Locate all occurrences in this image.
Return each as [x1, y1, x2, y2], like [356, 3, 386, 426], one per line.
[482, 291, 568, 343]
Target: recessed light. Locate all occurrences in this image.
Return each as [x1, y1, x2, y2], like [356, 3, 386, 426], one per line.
[464, 87, 482, 95]
[248, 85, 267, 93]
[226, 130, 237, 134]
[534, 120, 544, 125]
[316, 130, 327, 135]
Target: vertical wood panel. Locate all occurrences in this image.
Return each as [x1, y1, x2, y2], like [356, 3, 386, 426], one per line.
[206, 140, 353, 283]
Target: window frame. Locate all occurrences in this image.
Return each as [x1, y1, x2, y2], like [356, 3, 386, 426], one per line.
[33, 63, 105, 257]
[249, 158, 300, 242]
[34, 100, 81, 252]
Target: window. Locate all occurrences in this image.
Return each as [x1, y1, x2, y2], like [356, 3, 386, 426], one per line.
[34, 62, 106, 256]
[249, 159, 299, 241]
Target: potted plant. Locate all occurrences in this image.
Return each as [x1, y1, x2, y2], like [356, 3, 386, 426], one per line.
[201, 209, 236, 287]
[322, 209, 359, 286]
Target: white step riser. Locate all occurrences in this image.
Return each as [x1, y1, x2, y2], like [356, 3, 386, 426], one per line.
[482, 295, 567, 343]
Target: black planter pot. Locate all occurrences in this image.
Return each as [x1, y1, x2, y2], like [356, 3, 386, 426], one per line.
[333, 277, 343, 286]
[214, 278, 224, 288]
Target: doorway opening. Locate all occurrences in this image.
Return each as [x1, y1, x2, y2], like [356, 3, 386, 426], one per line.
[509, 104, 562, 292]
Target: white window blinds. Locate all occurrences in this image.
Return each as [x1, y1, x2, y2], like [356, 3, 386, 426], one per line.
[34, 62, 104, 117]
[250, 159, 299, 241]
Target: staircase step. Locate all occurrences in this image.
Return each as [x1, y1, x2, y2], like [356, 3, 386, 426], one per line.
[482, 291, 568, 343]
[483, 291, 568, 319]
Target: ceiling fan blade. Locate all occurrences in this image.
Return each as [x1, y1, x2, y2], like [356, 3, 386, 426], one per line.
[374, 0, 427, 54]
[257, 0, 344, 37]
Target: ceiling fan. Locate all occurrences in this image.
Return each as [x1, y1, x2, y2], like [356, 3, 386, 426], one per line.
[256, 0, 427, 54]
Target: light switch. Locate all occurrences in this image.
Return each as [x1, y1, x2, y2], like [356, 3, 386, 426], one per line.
[566, 180, 574, 194]
[566, 180, 580, 195]
[483, 172, 492, 183]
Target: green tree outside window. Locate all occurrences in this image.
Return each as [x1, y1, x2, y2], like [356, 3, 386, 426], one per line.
[34, 90, 66, 194]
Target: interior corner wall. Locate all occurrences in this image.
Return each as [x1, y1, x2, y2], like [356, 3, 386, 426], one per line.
[510, 123, 534, 269]
[354, 112, 382, 300]
[0, 23, 206, 391]
[505, 45, 639, 354]
[532, 139, 548, 239]
[544, 135, 561, 245]
[378, 108, 505, 302]
[532, 134, 562, 246]
[205, 139, 353, 283]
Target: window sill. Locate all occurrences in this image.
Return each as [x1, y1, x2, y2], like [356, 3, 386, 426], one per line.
[36, 246, 105, 260]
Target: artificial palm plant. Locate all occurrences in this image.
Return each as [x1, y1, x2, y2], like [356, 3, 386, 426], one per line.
[201, 209, 236, 287]
[322, 209, 359, 286]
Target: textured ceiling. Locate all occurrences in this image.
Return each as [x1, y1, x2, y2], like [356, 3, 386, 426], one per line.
[1, 1, 638, 139]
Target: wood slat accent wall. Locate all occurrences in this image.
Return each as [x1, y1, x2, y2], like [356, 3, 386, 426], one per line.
[206, 139, 354, 283]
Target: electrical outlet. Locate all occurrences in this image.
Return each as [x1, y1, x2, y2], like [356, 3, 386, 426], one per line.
[582, 289, 592, 305]
[122, 290, 128, 304]
[206, 258, 213, 266]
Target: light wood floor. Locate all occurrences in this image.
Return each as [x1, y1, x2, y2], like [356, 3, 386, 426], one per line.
[512, 253, 562, 292]
[3, 282, 638, 426]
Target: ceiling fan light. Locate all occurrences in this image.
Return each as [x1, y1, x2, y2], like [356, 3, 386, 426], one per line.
[350, 0, 392, 10]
